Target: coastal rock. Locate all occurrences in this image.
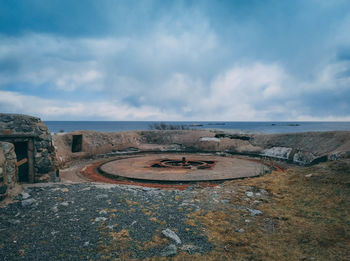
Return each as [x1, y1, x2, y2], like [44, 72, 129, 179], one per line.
[328, 151, 350, 161]
[293, 151, 317, 165]
[261, 147, 292, 160]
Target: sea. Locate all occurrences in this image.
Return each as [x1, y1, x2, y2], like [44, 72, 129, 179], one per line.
[44, 121, 350, 134]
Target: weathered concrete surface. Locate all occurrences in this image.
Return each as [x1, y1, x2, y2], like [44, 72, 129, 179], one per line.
[99, 154, 270, 182]
[0, 142, 17, 200]
[0, 113, 58, 182]
[54, 130, 350, 166]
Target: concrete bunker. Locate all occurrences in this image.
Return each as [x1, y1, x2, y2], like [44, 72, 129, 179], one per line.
[0, 135, 34, 183]
[0, 114, 58, 184]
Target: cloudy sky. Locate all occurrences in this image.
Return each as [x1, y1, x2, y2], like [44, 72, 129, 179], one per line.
[0, 0, 350, 121]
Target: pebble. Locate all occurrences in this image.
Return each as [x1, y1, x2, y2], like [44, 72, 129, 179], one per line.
[161, 244, 177, 257]
[245, 191, 254, 197]
[21, 198, 36, 207]
[21, 192, 31, 199]
[9, 219, 20, 225]
[235, 228, 245, 233]
[60, 202, 69, 206]
[96, 194, 108, 199]
[94, 217, 107, 222]
[162, 228, 182, 244]
[99, 210, 107, 215]
[247, 207, 263, 216]
[180, 244, 200, 254]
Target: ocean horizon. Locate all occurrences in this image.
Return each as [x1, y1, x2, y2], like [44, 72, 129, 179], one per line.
[44, 121, 350, 134]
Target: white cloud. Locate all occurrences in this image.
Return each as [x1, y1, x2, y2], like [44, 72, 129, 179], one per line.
[191, 63, 289, 120]
[1, 29, 350, 121]
[55, 70, 103, 91]
[0, 90, 180, 121]
[0, 34, 128, 91]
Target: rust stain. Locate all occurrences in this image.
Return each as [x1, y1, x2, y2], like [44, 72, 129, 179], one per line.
[80, 155, 285, 190]
[80, 161, 217, 190]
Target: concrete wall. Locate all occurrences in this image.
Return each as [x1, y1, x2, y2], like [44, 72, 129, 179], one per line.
[54, 130, 350, 167]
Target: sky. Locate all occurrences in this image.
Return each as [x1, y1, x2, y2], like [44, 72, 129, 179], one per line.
[0, 0, 350, 121]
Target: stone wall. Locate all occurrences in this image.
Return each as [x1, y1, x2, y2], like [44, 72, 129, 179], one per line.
[0, 114, 58, 182]
[0, 142, 17, 200]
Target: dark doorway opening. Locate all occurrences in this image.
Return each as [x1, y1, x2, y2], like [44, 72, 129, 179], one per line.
[14, 141, 29, 182]
[72, 135, 83, 153]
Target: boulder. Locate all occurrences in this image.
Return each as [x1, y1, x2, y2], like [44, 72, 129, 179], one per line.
[293, 151, 317, 165]
[261, 147, 292, 160]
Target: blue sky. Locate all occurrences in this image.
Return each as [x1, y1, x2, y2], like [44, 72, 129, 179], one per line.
[0, 0, 350, 120]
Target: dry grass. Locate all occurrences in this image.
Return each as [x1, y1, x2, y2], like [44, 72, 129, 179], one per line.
[93, 159, 350, 260]
[180, 159, 350, 261]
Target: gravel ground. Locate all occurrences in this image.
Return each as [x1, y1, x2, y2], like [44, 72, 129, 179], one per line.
[0, 183, 229, 260]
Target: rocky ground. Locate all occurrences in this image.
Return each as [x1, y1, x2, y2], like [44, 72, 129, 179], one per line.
[0, 180, 268, 260]
[1, 159, 350, 261]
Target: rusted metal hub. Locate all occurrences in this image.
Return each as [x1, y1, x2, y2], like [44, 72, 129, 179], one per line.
[151, 157, 216, 170]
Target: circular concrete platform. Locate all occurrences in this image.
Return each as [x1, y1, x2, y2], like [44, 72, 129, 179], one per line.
[98, 154, 270, 182]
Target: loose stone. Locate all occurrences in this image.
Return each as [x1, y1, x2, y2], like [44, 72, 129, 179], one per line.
[21, 198, 36, 207]
[162, 228, 182, 244]
[245, 191, 254, 197]
[94, 217, 107, 222]
[21, 192, 31, 199]
[161, 244, 178, 257]
[247, 207, 263, 216]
